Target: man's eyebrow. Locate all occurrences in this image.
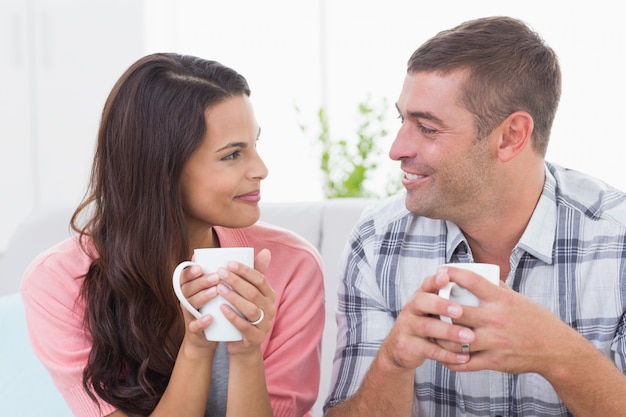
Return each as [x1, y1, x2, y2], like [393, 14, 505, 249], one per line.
[395, 103, 444, 124]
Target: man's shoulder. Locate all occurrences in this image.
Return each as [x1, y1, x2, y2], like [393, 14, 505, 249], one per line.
[548, 162, 626, 225]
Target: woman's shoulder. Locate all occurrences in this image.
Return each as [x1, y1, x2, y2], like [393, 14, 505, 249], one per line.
[20, 236, 93, 299]
[243, 222, 325, 295]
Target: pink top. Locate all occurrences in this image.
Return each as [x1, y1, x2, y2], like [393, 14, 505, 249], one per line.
[21, 222, 325, 417]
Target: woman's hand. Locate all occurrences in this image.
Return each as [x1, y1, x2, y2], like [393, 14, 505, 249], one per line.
[213, 248, 276, 354]
[177, 263, 221, 352]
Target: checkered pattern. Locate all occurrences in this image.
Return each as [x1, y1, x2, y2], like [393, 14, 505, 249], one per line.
[324, 162, 626, 417]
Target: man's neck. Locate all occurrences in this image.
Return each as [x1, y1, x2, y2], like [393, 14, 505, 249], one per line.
[459, 171, 545, 280]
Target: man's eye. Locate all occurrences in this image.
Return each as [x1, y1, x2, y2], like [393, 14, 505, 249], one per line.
[418, 124, 436, 134]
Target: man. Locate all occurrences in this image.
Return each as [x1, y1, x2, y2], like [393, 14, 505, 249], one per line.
[324, 16, 626, 417]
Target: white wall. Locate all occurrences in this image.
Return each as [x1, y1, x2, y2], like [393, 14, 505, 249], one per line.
[2, 0, 625, 251]
[157, 0, 626, 203]
[0, 0, 145, 252]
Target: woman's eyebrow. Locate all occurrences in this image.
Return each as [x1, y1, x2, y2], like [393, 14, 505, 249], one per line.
[216, 141, 248, 152]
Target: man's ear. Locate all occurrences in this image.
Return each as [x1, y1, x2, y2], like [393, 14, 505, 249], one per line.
[497, 111, 534, 162]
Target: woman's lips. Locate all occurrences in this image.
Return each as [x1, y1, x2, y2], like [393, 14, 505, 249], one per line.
[236, 190, 261, 203]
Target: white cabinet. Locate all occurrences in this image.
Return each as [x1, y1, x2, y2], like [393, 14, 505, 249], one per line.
[0, 0, 146, 251]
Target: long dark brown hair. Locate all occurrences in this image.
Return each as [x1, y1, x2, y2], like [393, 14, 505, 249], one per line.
[70, 53, 251, 415]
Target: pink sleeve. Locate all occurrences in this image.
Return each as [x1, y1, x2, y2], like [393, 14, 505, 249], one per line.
[20, 241, 117, 417]
[261, 242, 325, 417]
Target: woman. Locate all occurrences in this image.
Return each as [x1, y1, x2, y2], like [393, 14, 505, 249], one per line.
[20, 53, 324, 417]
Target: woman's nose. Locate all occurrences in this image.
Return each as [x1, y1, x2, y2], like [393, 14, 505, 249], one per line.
[252, 151, 269, 180]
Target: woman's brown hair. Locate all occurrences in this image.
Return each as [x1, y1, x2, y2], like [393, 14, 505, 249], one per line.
[70, 53, 250, 414]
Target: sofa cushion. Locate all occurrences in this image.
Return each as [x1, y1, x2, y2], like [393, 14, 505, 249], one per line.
[259, 201, 325, 249]
[0, 293, 71, 416]
[0, 205, 74, 296]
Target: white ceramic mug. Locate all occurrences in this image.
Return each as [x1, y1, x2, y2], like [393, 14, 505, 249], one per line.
[172, 247, 254, 341]
[438, 263, 500, 324]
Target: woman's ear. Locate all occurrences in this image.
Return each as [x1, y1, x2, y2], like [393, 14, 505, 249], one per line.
[497, 111, 534, 162]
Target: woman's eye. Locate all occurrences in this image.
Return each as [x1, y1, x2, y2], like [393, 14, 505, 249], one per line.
[222, 150, 242, 161]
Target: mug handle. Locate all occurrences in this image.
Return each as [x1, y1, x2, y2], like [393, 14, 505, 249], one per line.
[172, 261, 203, 319]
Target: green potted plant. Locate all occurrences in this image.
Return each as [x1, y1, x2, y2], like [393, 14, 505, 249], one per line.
[297, 96, 401, 199]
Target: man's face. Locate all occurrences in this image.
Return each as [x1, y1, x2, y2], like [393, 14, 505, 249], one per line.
[390, 71, 497, 224]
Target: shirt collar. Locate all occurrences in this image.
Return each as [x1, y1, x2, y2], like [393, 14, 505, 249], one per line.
[516, 165, 556, 264]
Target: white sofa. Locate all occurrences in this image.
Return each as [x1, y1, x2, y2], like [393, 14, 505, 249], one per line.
[0, 198, 376, 417]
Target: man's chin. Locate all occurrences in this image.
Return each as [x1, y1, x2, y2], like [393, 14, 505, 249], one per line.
[404, 194, 440, 219]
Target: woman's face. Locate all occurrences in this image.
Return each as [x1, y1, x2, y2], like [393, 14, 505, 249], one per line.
[180, 95, 267, 244]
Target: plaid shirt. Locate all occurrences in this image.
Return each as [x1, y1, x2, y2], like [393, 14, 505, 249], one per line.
[325, 162, 626, 417]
